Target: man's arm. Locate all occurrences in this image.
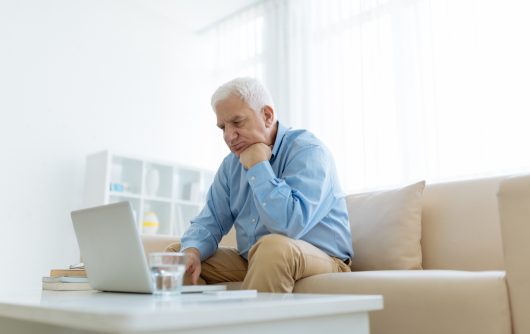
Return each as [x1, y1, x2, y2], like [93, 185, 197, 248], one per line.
[245, 144, 339, 238]
[180, 162, 234, 261]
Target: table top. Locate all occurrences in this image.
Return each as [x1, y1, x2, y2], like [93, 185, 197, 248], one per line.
[0, 290, 383, 332]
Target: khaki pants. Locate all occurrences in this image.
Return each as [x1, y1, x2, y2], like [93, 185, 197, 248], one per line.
[165, 234, 351, 293]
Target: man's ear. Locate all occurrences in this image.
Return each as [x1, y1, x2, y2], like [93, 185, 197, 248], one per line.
[262, 106, 275, 128]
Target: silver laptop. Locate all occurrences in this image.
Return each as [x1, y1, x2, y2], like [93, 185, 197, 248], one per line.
[71, 201, 225, 294]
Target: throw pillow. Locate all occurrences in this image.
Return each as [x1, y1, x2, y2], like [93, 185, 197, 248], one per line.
[346, 181, 426, 271]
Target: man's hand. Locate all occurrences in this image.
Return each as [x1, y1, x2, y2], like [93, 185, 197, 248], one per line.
[183, 248, 202, 285]
[239, 143, 272, 169]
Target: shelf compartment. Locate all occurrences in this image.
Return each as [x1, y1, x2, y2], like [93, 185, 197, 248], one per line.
[174, 203, 202, 236]
[173, 168, 202, 202]
[110, 156, 143, 194]
[144, 163, 173, 198]
[142, 200, 172, 235]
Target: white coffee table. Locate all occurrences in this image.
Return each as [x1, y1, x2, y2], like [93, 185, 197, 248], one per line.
[0, 290, 383, 334]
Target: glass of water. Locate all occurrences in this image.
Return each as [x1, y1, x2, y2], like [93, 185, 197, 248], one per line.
[149, 252, 187, 296]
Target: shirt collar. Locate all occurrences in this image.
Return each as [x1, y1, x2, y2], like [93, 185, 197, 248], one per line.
[271, 121, 288, 160]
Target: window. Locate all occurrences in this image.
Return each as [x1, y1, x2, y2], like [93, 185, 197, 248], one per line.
[202, 4, 265, 85]
[201, 0, 530, 192]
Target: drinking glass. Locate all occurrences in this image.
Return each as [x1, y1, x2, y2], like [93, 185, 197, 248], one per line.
[149, 252, 187, 296]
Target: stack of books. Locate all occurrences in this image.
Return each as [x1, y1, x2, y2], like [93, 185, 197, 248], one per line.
[42, 264, 93, 291]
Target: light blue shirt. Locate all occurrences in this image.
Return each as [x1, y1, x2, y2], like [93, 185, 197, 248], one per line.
[181, 122, 353, 262]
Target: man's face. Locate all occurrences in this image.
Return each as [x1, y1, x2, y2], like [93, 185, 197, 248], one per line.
[215, 94, 271, 157]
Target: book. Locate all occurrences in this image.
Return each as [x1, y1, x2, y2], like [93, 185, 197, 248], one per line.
[49, 269, 86, 277]
[42, 276, 89, 283]
[42, 281, 93, 291]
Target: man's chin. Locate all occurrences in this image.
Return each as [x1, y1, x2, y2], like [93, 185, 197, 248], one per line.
[230, 146, 246, 157]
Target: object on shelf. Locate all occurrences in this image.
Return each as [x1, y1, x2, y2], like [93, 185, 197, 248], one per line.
[109, 182, 129, 193]
[143, 211, 160, 235]
[145, 168, 160, 196]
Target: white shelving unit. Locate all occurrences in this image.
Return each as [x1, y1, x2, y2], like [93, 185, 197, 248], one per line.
[83, 150, 214, 236]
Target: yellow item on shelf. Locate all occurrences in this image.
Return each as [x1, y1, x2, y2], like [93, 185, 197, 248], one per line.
[142, 212, 160, 235]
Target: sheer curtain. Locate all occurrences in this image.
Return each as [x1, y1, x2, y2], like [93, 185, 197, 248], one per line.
[202, 4, 266, 89]
[200, 0, 530, 192]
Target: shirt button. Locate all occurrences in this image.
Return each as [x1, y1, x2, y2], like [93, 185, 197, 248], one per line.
[252, 218, 256, 223]
[262, 202, 267, 207]
[250, 176, 256, 182]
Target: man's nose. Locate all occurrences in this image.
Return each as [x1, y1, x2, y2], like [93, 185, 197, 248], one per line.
[225, 127, 238, 143]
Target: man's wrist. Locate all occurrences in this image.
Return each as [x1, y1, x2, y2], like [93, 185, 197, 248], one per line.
[182, 247, 201, 259]
[246, 160, 277, 189]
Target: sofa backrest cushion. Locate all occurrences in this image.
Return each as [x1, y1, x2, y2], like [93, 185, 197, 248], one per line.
[346, 181, 425, 271]
[421, 176, 504, 270]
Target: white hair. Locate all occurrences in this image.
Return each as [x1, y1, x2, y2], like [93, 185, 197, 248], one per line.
[211, 77, 275, 113]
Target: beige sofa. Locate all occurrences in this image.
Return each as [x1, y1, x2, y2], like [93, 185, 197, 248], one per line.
[142, 174, 530, 334]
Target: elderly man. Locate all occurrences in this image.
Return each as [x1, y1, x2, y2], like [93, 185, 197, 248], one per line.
[167, 77, 352, 292]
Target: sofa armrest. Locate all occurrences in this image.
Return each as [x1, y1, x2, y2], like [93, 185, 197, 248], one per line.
[498, 174, 530, 334]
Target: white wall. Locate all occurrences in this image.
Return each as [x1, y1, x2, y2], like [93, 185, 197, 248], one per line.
[0, 0, 226, 289]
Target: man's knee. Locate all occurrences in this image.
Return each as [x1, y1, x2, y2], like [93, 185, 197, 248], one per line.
[164, 241, 181, 253]
[249, 234, 300, 261]
[258, 233, 291, 244]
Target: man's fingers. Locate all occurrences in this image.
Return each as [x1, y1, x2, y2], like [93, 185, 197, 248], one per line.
[183, 248, 201, 285]
[191, 267, 200, 285]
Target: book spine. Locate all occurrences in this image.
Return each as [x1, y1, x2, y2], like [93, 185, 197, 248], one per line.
[49, 269, 87, 277]
[42, 276, 89, 283]
[42, 282, 93, 291]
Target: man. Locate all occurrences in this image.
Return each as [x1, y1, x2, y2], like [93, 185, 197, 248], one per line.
[166, 77, 353, 292]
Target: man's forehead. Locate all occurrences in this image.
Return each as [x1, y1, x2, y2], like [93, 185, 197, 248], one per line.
[215, 98, 250, 119]
[216, 112, 245, 126]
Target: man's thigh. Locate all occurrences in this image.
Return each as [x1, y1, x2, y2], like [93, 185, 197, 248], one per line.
[201, 247, 248, 284]
[255, 235, 350, 279]
[290, 238, 351, 278]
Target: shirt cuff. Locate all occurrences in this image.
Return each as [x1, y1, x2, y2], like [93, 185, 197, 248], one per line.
[246, 160, 276, 187]
[180, 243, 212, 262]
[180, 225, 218, 261]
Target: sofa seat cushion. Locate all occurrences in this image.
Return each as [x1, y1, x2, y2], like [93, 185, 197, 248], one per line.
[294, 270, 511, 334]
